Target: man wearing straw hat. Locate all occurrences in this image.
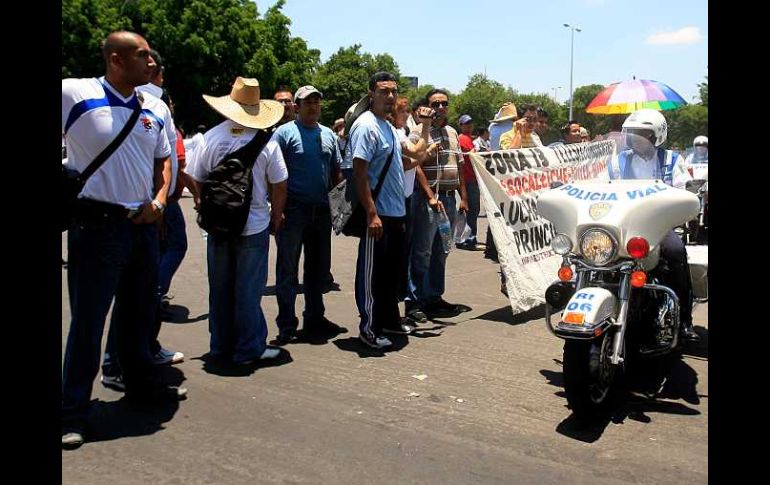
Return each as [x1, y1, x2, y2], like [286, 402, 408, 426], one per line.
[62, 31, 184, 449]
[188, 77, 289, 364]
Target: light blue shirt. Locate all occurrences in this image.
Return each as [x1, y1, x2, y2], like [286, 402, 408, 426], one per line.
[273, 120, 340, 205]
[350, 111, 405, 217]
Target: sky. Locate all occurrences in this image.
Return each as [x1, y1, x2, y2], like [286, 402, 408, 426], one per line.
[256, 0, 708, 105]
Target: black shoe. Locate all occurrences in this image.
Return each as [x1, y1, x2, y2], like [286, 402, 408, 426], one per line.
[304, 317, 348, 335]
[273, 329, 299, 346]
[125, 385, 188, 405]
[382, 321, 417, 335]
[405, 308, 428, 323]
[423, 298, 465, 318]
[681, 325, 701, 343]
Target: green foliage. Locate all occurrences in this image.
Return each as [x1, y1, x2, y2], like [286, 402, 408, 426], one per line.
[449, 74, 512, 129]
[665, 104, 708, 150]
[570, 84, 613, 140]
[311, 44, 405, 126]
[62, 0, 320, 132]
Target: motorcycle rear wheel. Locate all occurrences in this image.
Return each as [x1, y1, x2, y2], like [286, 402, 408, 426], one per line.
[563, 331, 617, 418]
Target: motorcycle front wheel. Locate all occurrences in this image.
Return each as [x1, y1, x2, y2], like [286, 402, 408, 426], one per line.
[562, 330, 617, 418]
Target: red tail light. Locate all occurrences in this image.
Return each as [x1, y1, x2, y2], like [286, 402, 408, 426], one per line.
[626, 237, 649, 259]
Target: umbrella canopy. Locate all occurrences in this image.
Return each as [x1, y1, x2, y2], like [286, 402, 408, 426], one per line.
[586, 79, 686, 114]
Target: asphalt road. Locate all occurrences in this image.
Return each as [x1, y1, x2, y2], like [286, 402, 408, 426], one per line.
[62, 196, 708, 484]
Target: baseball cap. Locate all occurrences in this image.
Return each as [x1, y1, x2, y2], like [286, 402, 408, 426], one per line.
[458, 114, 473, 125]
[294, 85, 323, 102]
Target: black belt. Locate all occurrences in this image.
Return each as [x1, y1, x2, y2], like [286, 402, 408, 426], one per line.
[75, 198, 131, 218]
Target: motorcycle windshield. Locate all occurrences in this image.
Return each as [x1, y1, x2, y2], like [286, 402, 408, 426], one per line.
[537, 180, 699, 260]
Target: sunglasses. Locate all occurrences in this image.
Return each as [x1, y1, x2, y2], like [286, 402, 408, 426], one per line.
[430, 101, 449, 108]
[276, 98, 294, 105]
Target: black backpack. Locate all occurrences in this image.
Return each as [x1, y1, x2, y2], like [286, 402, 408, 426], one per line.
[196, 130, 272, 238]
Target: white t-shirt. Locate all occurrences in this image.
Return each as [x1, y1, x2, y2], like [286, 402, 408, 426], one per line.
[62, 77, 171, 209]
[397, 128, 416, 197]
[137, 83, 178, 191]
[473, 137, 490, 152]
[188, 120, 288, 235]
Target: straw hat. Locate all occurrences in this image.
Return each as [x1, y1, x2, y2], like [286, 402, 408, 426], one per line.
[489, 102, 518, 123]
[343, 95, 370, 138]
[202, 77, 284, 130]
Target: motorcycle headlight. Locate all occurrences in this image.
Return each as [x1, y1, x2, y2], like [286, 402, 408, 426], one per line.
[579, 229, 617, 266]
[551, 233, 572, 255]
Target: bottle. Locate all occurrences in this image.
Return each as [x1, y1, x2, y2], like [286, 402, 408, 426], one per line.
[437, 209, 452, 254]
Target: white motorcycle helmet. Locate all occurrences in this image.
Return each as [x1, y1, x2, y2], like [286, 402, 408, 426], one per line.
[693, 135, 708, 147]
[622, 108, 668, 147]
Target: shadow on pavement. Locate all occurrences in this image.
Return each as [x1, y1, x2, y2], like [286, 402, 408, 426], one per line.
[542, 354, 702, 443]
[84, 367, 187, 444]
[473, 304, 545, 325]
[195, 348, 293, 377]
[161, 304, 208, 324]
[333, 334, 409, 358]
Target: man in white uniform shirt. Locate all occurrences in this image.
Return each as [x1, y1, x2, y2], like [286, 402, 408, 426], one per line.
[61, 31, 184, 450]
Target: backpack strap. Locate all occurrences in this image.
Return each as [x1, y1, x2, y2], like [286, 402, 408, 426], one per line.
[218, 129, 272, 169]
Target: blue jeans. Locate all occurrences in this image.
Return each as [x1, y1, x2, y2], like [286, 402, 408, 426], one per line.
[465, 182, 480, 242]
[275, 200, 331, 334]
[102, 200, 188, 375]
[207, 228, 270, 363]
[407, 190, 457, 306]
[63, 201, 160, 428]
[158, 200, 188, 297]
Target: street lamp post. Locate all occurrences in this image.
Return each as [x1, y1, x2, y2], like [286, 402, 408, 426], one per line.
[551, 86, 562, 102]
[563, 23, 581, 120]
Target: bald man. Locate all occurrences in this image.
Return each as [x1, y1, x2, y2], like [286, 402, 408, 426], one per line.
[62, 31, 186, 449]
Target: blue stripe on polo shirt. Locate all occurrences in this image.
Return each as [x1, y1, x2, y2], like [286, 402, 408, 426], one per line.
[64, 82, 142, 134]
[140, 109, 165, 130]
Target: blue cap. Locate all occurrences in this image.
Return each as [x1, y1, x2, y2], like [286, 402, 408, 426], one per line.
[458, 114, 473, 125]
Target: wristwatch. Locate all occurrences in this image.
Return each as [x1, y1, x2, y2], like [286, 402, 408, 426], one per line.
[151, 199, 166, 214]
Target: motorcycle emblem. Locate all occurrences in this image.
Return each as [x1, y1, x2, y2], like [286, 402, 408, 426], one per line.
[589, 203, 612, 220]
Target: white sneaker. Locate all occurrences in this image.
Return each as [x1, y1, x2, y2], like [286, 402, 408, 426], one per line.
[359, 334, 393, 349]
[62, 431, 84, 449]
[260, 348, 281, 360]
[153, 347, 184, 365]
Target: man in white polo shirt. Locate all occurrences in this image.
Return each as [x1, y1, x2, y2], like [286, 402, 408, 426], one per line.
[61, 31, 186, 449]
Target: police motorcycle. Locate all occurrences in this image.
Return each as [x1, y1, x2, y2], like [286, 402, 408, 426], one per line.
[537, 176, 700, 418]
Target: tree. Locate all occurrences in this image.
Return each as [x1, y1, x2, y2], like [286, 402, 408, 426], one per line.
[62, 0, 320, 131]
[449, 74, 512, 129]
[665, 105, 708, 150]
[570, 84, 613, 140]
[311, 44, 406, 126]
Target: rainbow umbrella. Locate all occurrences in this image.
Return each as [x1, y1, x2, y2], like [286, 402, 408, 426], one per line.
[586, 78, 687, 114]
